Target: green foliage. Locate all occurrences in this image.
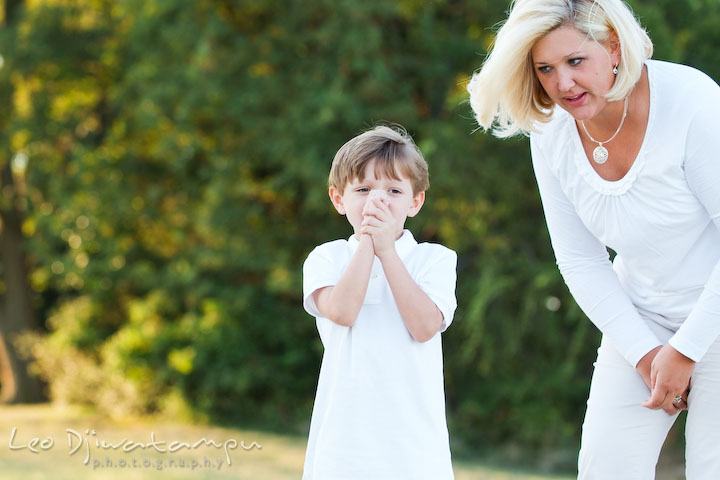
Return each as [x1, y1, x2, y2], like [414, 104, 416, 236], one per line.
[2, 0, 718, 463]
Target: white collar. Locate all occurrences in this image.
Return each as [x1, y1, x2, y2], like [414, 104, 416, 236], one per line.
[347, 229, 417, 259]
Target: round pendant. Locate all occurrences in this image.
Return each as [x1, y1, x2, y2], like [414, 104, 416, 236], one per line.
[592, 145, 608, 164]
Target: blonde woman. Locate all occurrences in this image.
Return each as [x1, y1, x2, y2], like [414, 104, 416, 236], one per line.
[468, 0, 720, 478]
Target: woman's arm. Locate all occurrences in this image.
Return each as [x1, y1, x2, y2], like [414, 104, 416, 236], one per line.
[530, 135, 662, 368]
[666, 86, 720, 362]
[643, 83, 720, 413]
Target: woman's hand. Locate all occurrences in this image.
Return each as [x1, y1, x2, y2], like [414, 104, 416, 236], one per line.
[635, 345, 661, 389]
[640, 344, 694, 415]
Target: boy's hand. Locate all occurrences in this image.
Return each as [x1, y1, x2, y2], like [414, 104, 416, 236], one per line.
[361, 192, 398, 258]
[362, 190, 388, 215]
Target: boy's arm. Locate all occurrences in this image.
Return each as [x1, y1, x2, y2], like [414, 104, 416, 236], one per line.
[312, 234, 374, 327]
[362, 197, 445, 342]
[378, 251, 444, 342]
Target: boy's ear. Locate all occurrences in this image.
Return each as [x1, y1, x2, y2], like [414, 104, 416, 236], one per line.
[407, 191, 425, 218]
[328, 186, 346, 215]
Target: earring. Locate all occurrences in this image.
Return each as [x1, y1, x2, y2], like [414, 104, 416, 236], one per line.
[613, 65, 619, 75]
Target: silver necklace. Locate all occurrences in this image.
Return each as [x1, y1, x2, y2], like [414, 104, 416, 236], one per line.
[580, 97, 629, 165]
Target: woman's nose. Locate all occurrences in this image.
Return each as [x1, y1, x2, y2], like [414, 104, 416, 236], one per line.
[557, 68, 575, 91]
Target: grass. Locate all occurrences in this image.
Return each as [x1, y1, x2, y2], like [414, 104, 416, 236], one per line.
[0, 403, 576, 480]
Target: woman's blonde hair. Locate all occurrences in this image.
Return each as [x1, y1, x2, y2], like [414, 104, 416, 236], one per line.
[467, 0, 653, 137]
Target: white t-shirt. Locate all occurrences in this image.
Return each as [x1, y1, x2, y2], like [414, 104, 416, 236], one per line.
[530, 59, 720, 366]
[302, 229, 457, 480]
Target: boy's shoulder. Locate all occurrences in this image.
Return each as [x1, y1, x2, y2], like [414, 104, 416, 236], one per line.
[414, 240, 455, 253]
[410, 240, 457, 263]
[306, 237, 352, 260]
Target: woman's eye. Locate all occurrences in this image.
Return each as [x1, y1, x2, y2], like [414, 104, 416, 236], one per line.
[569, 58, 583, 66]
[537, 65, 551, 74]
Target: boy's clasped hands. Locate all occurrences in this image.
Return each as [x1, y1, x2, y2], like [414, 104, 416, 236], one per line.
[360, 190, 398, 258]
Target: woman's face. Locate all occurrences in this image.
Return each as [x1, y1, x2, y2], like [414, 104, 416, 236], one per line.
[531, 25, 620, 121]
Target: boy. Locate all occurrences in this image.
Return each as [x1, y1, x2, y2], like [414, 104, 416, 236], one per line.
[302, 125, 457, 479]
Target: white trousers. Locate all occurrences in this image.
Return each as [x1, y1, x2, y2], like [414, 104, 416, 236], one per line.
[578, 319, 720, 480]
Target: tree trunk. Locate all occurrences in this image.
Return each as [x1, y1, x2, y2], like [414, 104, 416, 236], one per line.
[0, 159, 44, 403]
[5, 0, 23, 25]
[0, 0, 44, 405]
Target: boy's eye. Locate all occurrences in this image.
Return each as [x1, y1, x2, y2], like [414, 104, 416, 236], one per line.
[357, 187, 370, 193]
[389, 189, 402, 194]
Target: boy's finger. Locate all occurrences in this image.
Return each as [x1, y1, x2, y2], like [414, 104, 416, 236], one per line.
[363, 206, 380, 217]
[361, 217, 378, 227]
[363, 211, 386, 224]
[376, 198, 391, 211]
[362, 216, 389, 229]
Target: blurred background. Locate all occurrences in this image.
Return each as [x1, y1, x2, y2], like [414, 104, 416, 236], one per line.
[0, 0, 719, 477]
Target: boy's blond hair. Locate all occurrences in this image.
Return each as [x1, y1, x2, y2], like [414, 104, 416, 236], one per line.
[329, 125, 429, 195]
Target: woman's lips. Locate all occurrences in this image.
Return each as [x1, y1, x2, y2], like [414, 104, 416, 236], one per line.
[564, 92, 587, 106]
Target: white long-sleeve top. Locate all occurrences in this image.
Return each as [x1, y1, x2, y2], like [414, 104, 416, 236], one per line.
[530, 60, 720, 366]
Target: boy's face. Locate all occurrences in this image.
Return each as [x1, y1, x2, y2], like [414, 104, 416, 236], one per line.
[329, 160, 425, 239]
